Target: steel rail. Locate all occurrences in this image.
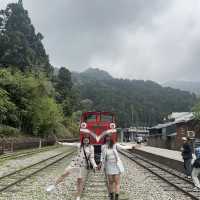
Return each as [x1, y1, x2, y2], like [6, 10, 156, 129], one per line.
[129, 149, 193, 184]
[0, 146, 59, 161]
[0, 149, 75, 193]
[81, 170, 110, 200]
[119, 149, 200, 200]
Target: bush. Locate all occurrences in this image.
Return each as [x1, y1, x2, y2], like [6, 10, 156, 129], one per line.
[0, 126, 20, 137]
[53, 123, 73, 138]
[63, 117, 79, 138]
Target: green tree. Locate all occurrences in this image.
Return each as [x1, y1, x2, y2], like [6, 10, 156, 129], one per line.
[53, 67, 79, 117]
[193, 100, 200, 120]
[0, 68, 63, 136]
[61, 97, 73, 117]
[55, 67, 73, 102]
[0, 2, 52, 75]
[0, 88, 16, 125]
[30, 97, 63, 137]
[0, 1, 78, 139]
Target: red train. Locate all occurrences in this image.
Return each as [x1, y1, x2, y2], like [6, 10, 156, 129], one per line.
[80, 111, 117, 163]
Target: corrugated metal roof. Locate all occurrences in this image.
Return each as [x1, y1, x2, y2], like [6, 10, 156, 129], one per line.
[150, 112, 194, 129]
[174, 112, 194, 123]
[150, 122, 176, 129]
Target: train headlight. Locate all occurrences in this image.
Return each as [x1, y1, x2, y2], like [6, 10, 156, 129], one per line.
[80, 122, 87, 129]
[110, 123, 116, 129]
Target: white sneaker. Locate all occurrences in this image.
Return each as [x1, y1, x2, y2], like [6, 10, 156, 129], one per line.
[76, 197, 80, 200]
[46, 185, 55, 192]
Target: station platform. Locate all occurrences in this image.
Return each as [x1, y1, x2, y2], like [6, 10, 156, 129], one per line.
[117, 143, 184, 161]
[134, 145, 183, 162]
[117, 143, 188, 173]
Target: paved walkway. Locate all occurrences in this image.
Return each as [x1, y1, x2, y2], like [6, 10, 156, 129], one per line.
[135, 145, 183, 162]
[117, 143, 185, 162]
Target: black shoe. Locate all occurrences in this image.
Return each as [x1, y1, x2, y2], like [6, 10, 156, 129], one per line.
[109, 193, 114, 200]
[115, 193, 119, 200]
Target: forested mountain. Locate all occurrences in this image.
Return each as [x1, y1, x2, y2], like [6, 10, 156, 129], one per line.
[72, 68, 113, 84]
[73, 69, 197, 127]
[163, 81, 200, 96]
[0, 1, 198, 138]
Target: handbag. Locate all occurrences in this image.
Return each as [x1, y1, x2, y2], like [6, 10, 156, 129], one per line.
[117, 159, 124, 173]
[113, 149, 124, 173]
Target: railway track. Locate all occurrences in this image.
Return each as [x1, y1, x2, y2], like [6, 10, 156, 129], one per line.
[0, 149, 75, 193]
[0, 145, 59, 162]
[118, 148, 200, 200]
[81, 170, 109, 200]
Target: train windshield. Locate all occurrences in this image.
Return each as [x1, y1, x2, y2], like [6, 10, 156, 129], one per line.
[83, 112, 114, 123]
[84, 114, 97, 122]
[100, 114, 113, 122]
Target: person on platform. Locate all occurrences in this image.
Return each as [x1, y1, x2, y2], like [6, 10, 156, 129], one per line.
[181, 137, 193, 178]
[46, 136, 97, 200]
[192, 145, 200, 191]
[101, 136, 124, 200]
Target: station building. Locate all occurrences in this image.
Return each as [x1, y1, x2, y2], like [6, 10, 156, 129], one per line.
[148, 112, 200, 150]
[117, 127, 149, 142]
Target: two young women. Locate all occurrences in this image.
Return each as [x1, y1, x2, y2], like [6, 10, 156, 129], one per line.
[47, 136, 124, 200]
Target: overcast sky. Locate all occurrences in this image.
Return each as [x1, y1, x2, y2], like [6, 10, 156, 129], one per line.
[1, 0, 200, 83]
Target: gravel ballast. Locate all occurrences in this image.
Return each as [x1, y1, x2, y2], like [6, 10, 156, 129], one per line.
[0, 146, 71, 177]
[0, 147, 193, 200]
[120, 154, 192, 200]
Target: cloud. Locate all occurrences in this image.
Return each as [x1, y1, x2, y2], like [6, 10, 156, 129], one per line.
[1, 0, 200, 82]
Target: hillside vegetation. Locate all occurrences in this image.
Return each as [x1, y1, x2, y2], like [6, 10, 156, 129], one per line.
[73, 68, 197, 127]
[0, 2, 79, 138]
[0, 2, 198, 139]
[163, 80, 200, 96]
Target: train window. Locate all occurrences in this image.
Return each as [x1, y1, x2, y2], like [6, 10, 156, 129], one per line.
[85, 114, 97, 122]
[100, 114, 113, 122]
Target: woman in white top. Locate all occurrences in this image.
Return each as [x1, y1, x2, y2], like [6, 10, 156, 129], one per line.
[101, 136, 124, 200]
[46, 136, 97, 200]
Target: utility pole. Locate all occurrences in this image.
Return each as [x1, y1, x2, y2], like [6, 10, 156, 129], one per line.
[131, 104, 134, 126]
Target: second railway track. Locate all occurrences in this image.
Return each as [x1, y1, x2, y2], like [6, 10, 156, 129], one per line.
[81, 170, 109, 200]
[0, 145, 59, 162]
[119, 148, 200, 200]
[0, 149, 75, 193]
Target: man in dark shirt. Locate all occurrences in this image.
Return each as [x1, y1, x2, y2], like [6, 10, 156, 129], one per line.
[181, 137, 193, 178]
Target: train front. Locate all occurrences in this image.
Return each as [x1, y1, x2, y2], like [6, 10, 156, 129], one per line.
[79, 111, 117, 164]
